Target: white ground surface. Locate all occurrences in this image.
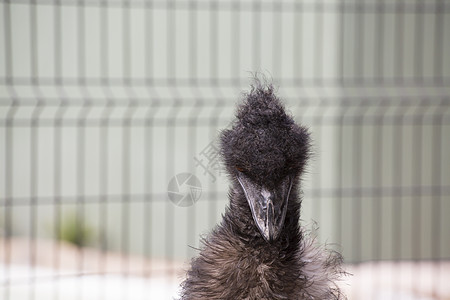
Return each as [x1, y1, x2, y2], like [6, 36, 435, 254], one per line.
[1, 265, 180, 300]
[0, 266, 178, 300]
[342, 262, 450, 300]
[1, 239, 449, 300]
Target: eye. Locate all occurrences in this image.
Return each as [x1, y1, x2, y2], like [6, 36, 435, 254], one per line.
[236, 166, 245, 172]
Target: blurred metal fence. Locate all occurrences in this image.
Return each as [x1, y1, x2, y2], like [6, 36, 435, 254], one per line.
[1, 0, 450, 299]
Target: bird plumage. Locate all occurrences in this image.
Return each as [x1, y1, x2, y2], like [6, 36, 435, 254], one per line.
[180, 82, 345, 299]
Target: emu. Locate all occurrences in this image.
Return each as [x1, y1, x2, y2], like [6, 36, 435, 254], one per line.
[180, 83, 345, 299]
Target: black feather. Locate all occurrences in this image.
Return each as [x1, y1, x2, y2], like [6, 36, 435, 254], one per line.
[180, 82, 346, 299]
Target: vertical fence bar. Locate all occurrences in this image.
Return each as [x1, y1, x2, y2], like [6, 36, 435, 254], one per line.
[374, 0, 384, 83]
[76, 2, 88, 300]
[2, 2, 15, 300]
[314, 0, 322, 84]
[411, 107, 424, 288]
[353, 2, 363, 84]
[252, 1, 261, 72]
[207, 1, 220, 229]
[166, 0, 177, 284]
[273, 1, 282, 80]
[231, 0, 240, 83]
[143, 97, 160, 296]
[431, 105, 443, 297]
[166, 102, 180, 282]
[311, 2, 324, 230]
[53, 2, 66, 300]
[335, 1, 347, 261]
[3, 111, 14, 300]
[309, 109, 318, 233]
[350, 108, 362, 300]
[187, 0, 200, 261]
[121, 0, 132, 283]
[391, 106, 402, 263]
[143, 0, 155, 283]
[53, 106, 63, 300]
[167, 0, 175, 83]
[392, 4, 404, 298]
[414, 0, 424, 83]
[373, 3, 385, 281]
[353, 110, 363, 260]
[338, 0, 345, 84]
[394, 0, 404, 84]
[29, 1, 41, 299]
[143, 103, 154, 280]
[434, 0, 444, 83]
[334, 113, 344, 256]
[354, 0, 364, 267]
[210, 1, 218, 83]
[98, 3, 111, 300]
[293, 1, 302, 83]
[99, 0, 110, 284]
[372, 106, 382, 262]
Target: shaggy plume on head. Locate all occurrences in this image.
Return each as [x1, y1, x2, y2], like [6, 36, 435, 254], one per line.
[220, 84, 310, 188]
[180, 82, 345, 300]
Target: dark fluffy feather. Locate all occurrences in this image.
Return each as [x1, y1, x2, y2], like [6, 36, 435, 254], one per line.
[220, 84, 310, 188]
[180, 82, 345, 299]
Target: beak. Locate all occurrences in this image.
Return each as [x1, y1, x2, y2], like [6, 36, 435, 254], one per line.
[237, 173, 293, 243]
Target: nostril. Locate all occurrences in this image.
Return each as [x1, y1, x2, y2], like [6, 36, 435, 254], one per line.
[261, 189, 274, 202]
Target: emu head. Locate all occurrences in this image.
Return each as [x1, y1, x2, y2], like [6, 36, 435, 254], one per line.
[220, 84, 310, 243]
